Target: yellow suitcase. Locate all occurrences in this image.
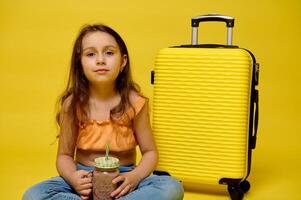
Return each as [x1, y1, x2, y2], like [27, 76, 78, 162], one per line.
[152, 14, 259, 200]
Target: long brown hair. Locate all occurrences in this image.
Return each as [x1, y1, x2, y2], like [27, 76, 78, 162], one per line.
[56, 24, 140, 135]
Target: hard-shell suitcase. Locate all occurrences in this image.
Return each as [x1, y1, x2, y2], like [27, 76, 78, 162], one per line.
[152, 14, 259, 200]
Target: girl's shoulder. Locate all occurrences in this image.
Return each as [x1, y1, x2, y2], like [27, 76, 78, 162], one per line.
[61, 94, 73, 112]
[129, 90, 143, 102]
[57, 94, 74, 125]
[129, 90, 147, 115]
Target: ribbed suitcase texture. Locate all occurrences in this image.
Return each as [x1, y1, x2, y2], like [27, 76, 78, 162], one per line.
[153, 47, 253, 190]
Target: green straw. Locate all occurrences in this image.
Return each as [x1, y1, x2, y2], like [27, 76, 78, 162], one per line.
[105, 144, 109, 160]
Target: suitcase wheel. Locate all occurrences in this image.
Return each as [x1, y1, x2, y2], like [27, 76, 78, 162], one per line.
[228, 185, 244, 200]
[227, 180, 250, 200]
[239, 180, 251, 193]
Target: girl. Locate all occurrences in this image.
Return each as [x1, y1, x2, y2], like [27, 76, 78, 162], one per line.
[23, 24, 184, 200]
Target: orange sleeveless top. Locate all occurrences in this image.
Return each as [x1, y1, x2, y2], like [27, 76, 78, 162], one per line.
[76, 96, 146, 152]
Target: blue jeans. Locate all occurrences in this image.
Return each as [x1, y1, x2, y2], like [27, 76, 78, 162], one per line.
[23, 164, 184, 200]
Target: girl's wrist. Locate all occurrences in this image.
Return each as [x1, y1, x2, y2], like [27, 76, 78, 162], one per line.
[131, 167, 149, 182]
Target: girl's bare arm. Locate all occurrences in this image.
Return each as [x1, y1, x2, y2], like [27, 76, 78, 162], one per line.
[111, 95, 158, 198]
[132, 100, 158, 180]
[56, 98, 92, 199]
[56, 97, 77, 181]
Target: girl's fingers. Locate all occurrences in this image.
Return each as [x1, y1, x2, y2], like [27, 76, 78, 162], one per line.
[80, 182, 93, 190]
[112, 175, 125, 184]
[111, 177, 132, 198]
[111, 180, 126, 197]
[79, 188, 92, 196]
[80, 177, 92, 185]
[129, 187, 135, 193]
[77, 170, 90, 177]
[116, 184, 131, 199]
[80, 195, 90, 200]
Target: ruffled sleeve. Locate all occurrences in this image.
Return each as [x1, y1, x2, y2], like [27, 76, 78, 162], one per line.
[125, 95, 146, 120]
[132, 96, 146, 116]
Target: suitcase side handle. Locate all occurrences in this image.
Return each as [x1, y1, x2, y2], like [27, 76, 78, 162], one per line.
[191, 14, 235, 46]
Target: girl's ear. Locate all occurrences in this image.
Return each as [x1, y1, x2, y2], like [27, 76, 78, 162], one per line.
[120, 55, 128, 72]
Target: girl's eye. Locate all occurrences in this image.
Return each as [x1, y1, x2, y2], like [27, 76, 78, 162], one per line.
[86, 52, 95, 57]
[105, 51, 114, 56]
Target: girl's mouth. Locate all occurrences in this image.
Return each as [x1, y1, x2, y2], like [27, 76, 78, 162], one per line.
[94, 69, 109, 74]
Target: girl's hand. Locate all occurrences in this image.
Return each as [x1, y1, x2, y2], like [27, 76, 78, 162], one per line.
[111, 171, 141, 199]
[70, 170, 93, 200]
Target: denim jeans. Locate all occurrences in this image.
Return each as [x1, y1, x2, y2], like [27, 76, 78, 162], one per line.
[23, 164, 184, 200]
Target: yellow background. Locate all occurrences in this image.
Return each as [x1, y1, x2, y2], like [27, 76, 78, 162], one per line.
[0, 0, 300, 199]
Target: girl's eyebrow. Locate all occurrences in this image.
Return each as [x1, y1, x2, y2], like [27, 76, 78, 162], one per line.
[82, 45, 117, 51]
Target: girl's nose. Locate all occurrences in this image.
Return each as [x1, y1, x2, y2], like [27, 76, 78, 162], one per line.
[96, 60, 105, 65]
[96, 55, 105, 65]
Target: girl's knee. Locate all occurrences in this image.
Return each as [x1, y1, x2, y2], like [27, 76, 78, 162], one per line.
[168, 177, 184, 200]
[22, 177, 61, 200]
[22, 188, 36, 200]
[158, 176, 184, 200]
[22, 183, 46, 200]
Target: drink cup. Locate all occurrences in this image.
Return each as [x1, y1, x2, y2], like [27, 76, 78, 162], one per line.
[93, 156, 119, 200]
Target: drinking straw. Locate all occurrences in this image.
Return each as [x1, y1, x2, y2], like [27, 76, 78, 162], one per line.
[105, 144, 109, 160]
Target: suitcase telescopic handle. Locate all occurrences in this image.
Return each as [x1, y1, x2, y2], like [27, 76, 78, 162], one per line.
[191, 14, 235, 46]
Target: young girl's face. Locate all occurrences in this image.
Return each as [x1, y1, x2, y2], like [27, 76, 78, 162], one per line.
[81, 31, 127, 86]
